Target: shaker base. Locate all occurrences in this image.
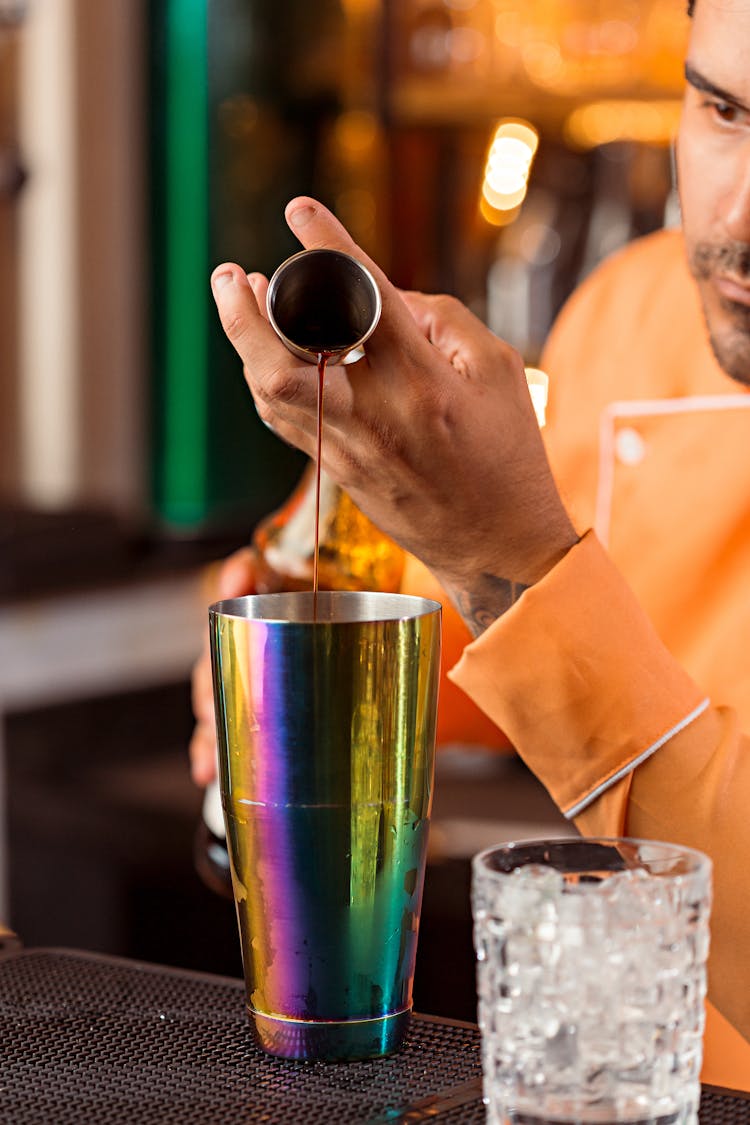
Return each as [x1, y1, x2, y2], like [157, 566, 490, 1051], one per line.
[249, 1005, 412, 1061]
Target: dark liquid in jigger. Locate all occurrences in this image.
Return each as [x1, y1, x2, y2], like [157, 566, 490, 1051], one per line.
[280, 305, 358, 357]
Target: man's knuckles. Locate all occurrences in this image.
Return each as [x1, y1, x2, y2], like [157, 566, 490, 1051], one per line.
[220, 301, 256, 345]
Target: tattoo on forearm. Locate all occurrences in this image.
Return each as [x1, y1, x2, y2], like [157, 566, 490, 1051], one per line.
[450, 575, 530, 639]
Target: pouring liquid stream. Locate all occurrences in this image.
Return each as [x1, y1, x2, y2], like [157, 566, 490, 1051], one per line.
[312, 352, 328, 619]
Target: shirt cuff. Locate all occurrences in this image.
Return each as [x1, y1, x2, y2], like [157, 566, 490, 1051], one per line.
[448, 530, 708, 816]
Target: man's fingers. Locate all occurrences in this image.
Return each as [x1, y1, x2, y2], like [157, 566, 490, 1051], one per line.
[210, 264, 285, 370]
[210, 265, 261, 340]
[216, 545, 257, 599]
[191, 646, 215, 723]
[285, 195, 398, 317]
[190, 723, 217, 786]
[210, 201, 437, 440]
[247, 272, 270, 320]
[400, 290, 521, 380]
[189, 546, 258, 788]
[211, 262, 319, 421]
[400, 290, 491, 351]
[286, 197, 377, 269]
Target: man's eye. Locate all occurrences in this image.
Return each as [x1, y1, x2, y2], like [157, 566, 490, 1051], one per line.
[708, 99, 739, 123]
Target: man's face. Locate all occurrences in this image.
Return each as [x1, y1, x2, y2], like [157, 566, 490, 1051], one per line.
[677, 0, 750, 384]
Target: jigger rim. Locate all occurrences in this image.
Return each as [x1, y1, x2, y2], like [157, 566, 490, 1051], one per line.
[266, 248, 382, 364]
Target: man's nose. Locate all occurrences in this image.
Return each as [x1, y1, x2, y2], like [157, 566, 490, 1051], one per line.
[723, 140, 750, 244]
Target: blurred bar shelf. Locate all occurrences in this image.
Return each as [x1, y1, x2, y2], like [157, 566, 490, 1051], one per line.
[0, 504, 252, 919]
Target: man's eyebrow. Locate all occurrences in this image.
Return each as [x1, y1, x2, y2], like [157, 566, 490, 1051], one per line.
[684, 61, 750, 114]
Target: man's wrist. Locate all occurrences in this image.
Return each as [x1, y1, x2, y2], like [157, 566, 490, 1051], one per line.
[440, 526, 580, 639]
[445, 574, 530, 639]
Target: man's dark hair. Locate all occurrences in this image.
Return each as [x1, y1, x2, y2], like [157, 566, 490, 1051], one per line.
[687, 0, 695, 13]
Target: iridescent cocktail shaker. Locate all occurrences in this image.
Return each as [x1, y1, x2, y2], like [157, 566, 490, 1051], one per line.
[210, 590, 441, 1061]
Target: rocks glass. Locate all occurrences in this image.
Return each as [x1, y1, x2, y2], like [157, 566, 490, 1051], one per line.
[472, 837, 712, 1124]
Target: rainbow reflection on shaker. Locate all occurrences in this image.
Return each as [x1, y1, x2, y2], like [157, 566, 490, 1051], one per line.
[210, 591, 441, 1061]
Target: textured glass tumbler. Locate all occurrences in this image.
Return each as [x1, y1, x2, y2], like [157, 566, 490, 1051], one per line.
[210, 591, 441, 1061]
[472, 837, 712, 1125]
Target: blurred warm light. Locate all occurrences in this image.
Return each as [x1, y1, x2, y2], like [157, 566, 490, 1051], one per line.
[525, 367, 549, 427]
[333, 109, 380, 158]
[564, 98, 682, 148]
[490, 118, 539, 154]
[519, 222, 561, 267]
[483, 181, 528, 210]
[449, 26, 486, 63]
[480, 119, 539, 224]
[493, 8, 523, 45]
[335, 187, 377, 236]
[218, 95, 259, 139]
[520, 40, 565, 88]
[339, 0, 379, 15]
[392, 0, 689, 119]
[479, 194, 522, 227]
[599, 19, 639, 54]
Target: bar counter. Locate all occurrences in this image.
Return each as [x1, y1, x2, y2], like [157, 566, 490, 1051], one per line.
[1, 947, 748, 1123]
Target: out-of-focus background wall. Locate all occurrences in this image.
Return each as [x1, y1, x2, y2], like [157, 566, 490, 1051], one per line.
[2, 0, 687, 537]
[0, 0, 688, 1017]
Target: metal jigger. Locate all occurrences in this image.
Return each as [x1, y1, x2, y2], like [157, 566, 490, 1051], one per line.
[266, 248, 382, 363]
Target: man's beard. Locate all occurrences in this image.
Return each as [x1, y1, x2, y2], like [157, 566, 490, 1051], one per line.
[688, 240, 750, 385]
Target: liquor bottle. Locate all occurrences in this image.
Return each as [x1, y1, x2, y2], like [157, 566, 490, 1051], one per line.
[252, 461, 405, 595]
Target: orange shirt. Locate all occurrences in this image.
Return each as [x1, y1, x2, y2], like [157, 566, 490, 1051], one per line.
[544, 228, 750, 733]
[451, 230, 750, 1088]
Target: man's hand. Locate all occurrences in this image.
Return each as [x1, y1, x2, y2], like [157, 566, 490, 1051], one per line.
[189, 546, 257, 786]
[210, 197, 578, 636]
